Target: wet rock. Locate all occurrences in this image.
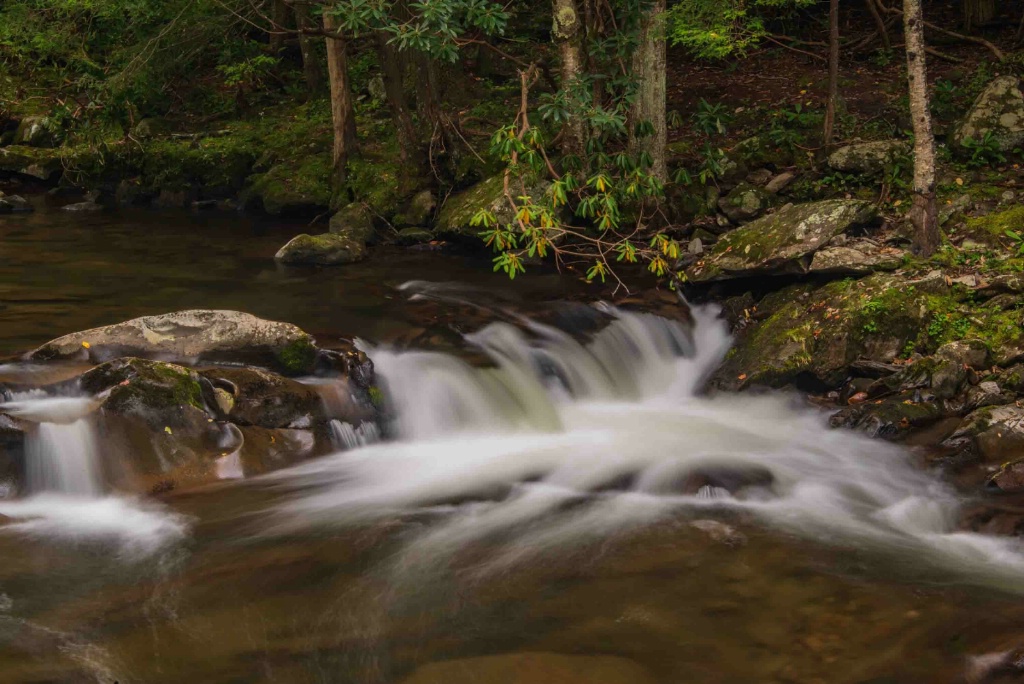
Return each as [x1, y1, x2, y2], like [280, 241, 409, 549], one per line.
[987, 459, 1024, 493]
[938, 339, 990, 370]
[764, 171, 796, 194]
[672, 464, 774, 496]
[399, 652, 657, 684]
[713, 273, 927, 389]
[0, 194, 32, 213]
[827, 140, 908, 175]
[395, 189, 437, 227]
[329, 202, 375, 244]
[944, 404, 1024, 462]
[964, 647, 1024, 683]
[397, 227, 433, 244]
[61, 201, 102, 212]
[953, 75, 1024, 154]
[808, 239, 904, 275]
[199, 367, 324, 429]
[686, 199, 880, 283]
[436, 174, 551, 239]
[0, 146, 63, 181]
[717, 182, 771, 223]
[830, 394, 946, 440]
[690, 519, 747, 546]
[961, 501, 1024, 537]
[964, 381, 1014, 412]
[275, 232, 368, 266]
[79, 358, 212, 429]
[0, 414, 26, 497]
[871, 354, 968, 400]
[31, 309, 318, 374]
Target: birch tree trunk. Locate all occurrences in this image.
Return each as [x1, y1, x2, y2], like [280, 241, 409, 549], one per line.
[552, 0, 585, 159]
[629, 0, 668, 182]
[323, 11, 357, 184]
[903, 0, 940, 256]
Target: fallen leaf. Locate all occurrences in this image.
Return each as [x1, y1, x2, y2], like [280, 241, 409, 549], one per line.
[848, 392, 869, 404]
[738, 373, 747, 381]
[82, 341, 91, 349]
[164, 426, 173, 435]
[955, 177, 964, 186]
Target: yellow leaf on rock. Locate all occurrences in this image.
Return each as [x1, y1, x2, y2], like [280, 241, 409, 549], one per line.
[164, 427, 173, 435]
[82, 341, 91, 349]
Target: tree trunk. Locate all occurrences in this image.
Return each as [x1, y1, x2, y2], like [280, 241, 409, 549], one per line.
[415, 53, 444, 147]
[269, 0, 290, 53]
[904, 0, 940, 256]
[294, 2, 323, 96]
[866, 0, 891, 49]
[551, 0, 585, 159]
[963, 0, 996, 30]
[822, 0, 840, 148]
[629, 0, 668, 182]
[323, 11, 357, 184]
[377, 32, 418, 165]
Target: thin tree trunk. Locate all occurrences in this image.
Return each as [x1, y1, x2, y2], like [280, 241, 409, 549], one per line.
[866, 0, 891, 49]
[269, 0, 290, 53]
[963, 0, 996, 30]
[822, 0, 840, 148]
[415, 54, 444, 147]
[629, 0, 668, 182]
[377, 32, 418, 165]
[903, 0, 940, 256]
[294, 2, 323, 96]
[323, 11, 356, 184]
[552, 0, 585, 159]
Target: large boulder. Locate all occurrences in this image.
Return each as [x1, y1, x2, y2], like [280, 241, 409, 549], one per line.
[717, 182, 771, 223]
[808, 239, 904, 275]
[0, 146, 63, 181]
[944, 404, 1024, 462]
[827, 140, 908, 175]
[329, 202, 375, 244]
[395, 189, 437, 227]
[952, 75, 1024, 153]
[686, 200, 880, 283]
[712, 273, 928, 390]
[12, 116, 60, 147]
[30, 310, 318, 374]
[436, 174, 551, 238]
[275, 232, 368, 266]
[80, 358, 211, 429]
[245, 161, 332, 215]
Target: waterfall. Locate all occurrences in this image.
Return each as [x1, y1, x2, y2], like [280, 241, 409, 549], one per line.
[26, 419, 104, 496]
[269, 298, 1024, 591]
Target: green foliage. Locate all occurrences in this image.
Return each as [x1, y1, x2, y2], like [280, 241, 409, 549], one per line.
[667, 0, 813, 59]
[962, 132, 1007, 168]
[693, 99, 731, 137]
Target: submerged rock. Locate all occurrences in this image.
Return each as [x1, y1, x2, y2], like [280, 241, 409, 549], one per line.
[827, 140, 908, 175]
[953, 75, 1024, 153]
[0, 194, 32, 213]
[399, 652, 656, 684]
[31, 310, 318, 374]
[686, 199, 879, 283]
[61, 200, 103, 212]
[275, 232, 368, 266]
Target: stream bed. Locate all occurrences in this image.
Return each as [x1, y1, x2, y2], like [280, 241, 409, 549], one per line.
[2, 203, 1024, 684]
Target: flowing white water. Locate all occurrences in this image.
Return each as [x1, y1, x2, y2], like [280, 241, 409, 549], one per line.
[271, 300, 1024, 590]
[0, 396, 186, 556]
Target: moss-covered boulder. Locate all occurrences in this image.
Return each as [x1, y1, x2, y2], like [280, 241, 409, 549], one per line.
[0, 193, 33, 213]
[827, 140, 908, 175]
[199, 367, 325, 429]
[12, 116, 60, 147]
[717, 182, 771, 223]
[830, 393, 947, 440]
[808, 239, 905, 275]
[395, 189, 437, 227]
[952, 75, 1024, 154]
[945, 404, 1024, 462]
[246, 159, 332, 215]
[329, 202, 375, 243]
[436, 174, 550, 238]
[712, 273, 928, 390]
[0, 146, 63, 181]
[686, 199, 879, 283]
[275, 232, 368, 266]
[31, 310, 317, 374]
[80, 358, 210, 428]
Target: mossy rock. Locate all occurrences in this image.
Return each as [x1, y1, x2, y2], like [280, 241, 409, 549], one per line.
[329, 202, 376, 244]
[274, 232, 368, 266]
[436, 174, 550, 239]
[12, 115, 60, 147]
[246, 157, 332, 215]
[717, 182, 771, 223]
[962, 204, 1024, 247]
[830, 393, 947, 440]
[80, 358, 208, 429]
[0, 146, 63, 181]
[827, 140, 908, 175]
[686, 199, 880, 283]
[395, 189, 437, 227]
[199, 367, 324, 429]
[953, 75, 1024, 154]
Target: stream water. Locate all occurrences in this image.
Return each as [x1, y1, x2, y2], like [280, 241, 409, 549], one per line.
[2, 202, 1024, 683]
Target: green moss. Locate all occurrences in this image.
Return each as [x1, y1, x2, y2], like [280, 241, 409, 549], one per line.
[275, 336, 317, 375]
[964, 205, 1024, 246]
[367, 385, 385, 407]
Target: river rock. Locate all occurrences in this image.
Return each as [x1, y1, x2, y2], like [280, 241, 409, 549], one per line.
[399, 652, 657, 684]
[717, 182, 771, 223]
[0, 194, 32, 213]
[987, 459, 1024, 492]
[764, 171, 796, 194]
[830, 393, 946, 439]
[31, 310, 318, 374]
[397, 227, 433, 244]
[713, 273, 928, 390]
[246, 163, 331, 215]
[329, 202, 375, 243]
[199, 367, 324, 429]
[61, 201, 103, 212]
[808, 239, 904, 275]
[953, 75, 1024, 153]
[79, 358, 211, 427]
[0, 146, 63, 181]
[0, 414, 26, 497]
[275, 232, 368, 266]
[944, 404, 1024, 462]
[686, 199, 879, 283]
[827, 140, 908, 175]
[436, 174, 550, 239]
[395, 189, 437, 227]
